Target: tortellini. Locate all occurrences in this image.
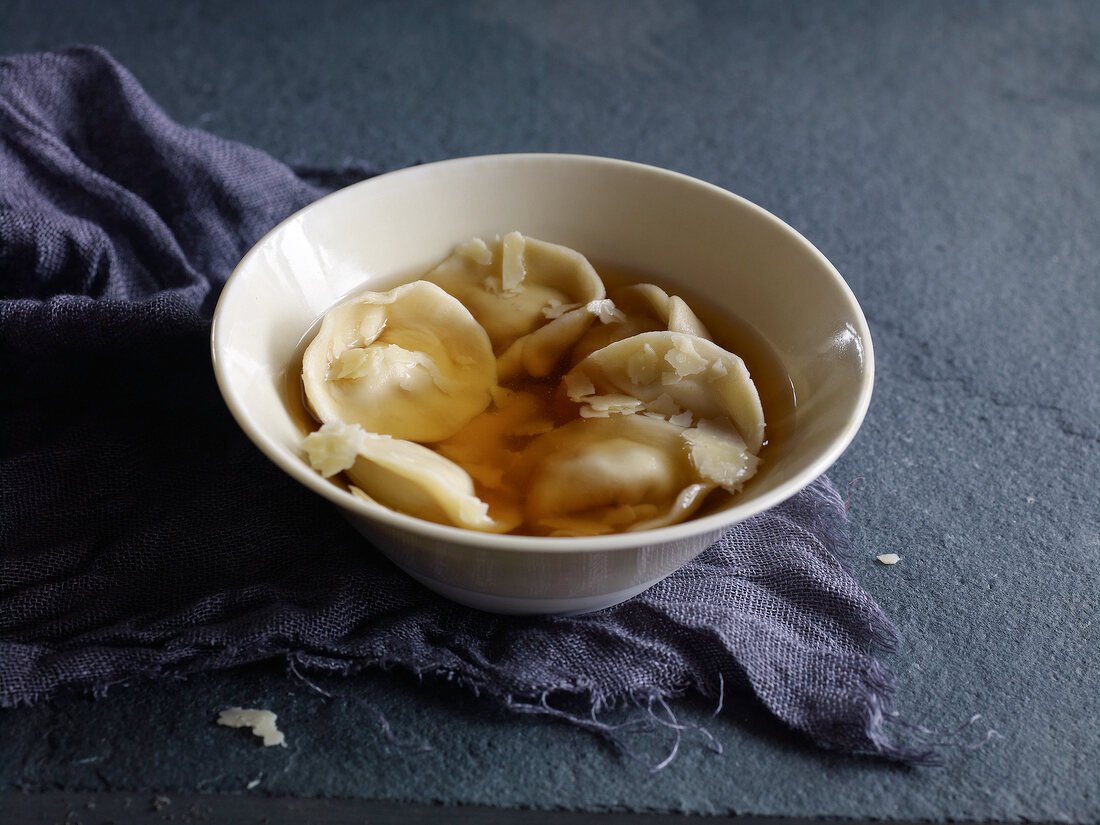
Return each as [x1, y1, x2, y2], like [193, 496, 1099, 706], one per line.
[564, 331, 766, 454]
[425, 231, 607, 379]
[301, 280, 496, 443]
[304, 421, 519, 533]
[515, 415, 732, 537]
[570, 282, 711, 364]
[300, 233, 768, 536]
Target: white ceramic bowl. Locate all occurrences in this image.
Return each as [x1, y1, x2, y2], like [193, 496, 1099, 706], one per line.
[211, 154, 873, 614]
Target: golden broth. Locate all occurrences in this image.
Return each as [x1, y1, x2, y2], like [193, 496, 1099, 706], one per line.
[283, 258, 796, 534]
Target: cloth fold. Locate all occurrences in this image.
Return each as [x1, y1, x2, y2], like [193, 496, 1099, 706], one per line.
[1, 46, 927, 763]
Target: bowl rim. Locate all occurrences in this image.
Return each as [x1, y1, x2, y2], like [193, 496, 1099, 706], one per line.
[211, 152, 875, 552]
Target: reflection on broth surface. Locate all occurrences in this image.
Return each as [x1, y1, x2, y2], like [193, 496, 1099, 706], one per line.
[286, 233, 795, 536]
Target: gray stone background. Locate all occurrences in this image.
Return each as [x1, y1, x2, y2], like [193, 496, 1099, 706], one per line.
[2, 1, 1097, 822]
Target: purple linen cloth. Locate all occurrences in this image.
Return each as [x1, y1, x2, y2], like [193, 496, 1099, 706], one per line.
[0, 46, 929, 763]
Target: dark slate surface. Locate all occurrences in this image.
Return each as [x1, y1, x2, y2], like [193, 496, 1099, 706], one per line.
[2, 1, 1097, 822]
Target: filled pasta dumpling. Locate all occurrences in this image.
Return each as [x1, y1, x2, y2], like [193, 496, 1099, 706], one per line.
[298, 233, 771, 536]
[426, 232, 610, 379]
[570, 282, 711, 364]
[303, 421, 519, 533]
[514, 414, 754, 537]
[301, 280, 496, 443]
[564, 330, 766, 454]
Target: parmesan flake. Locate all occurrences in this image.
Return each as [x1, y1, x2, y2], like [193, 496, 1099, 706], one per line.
[682, 424, 758, 492]
[664, 334, 708, 377]
[330, 346, 373, 380]
[501, 231, 527, 292]
[586, 299, 626, 324]
[217, 708, 287, 748]
[456, 237, 492, 265]
[582, 394, 645, 416]
[303, 420, 366, 477]
[668, 411, 694, 428]
[564, 371, 596, 402]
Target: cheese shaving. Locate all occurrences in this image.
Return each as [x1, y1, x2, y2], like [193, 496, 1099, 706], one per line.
[581, 394, 646, 417]
[578, 406, 610, 418]
[668, 411, 694, 428]
[303, 420, 366, 477]
[664, 334, 709, 377]
[501, 230, 526, 292]
[587, 299, 626, 324]
[682, 423, 758, 492]
[217, 708, 287, 747]
[456, 237, 492, 265]
[564, 371, 596, 402]
[330, 347, 373, 380]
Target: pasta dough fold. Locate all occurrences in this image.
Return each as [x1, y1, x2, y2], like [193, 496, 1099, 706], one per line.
[302, 280, 496, 442]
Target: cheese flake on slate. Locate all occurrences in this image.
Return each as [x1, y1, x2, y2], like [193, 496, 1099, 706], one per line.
[217, 707, 287, 747]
